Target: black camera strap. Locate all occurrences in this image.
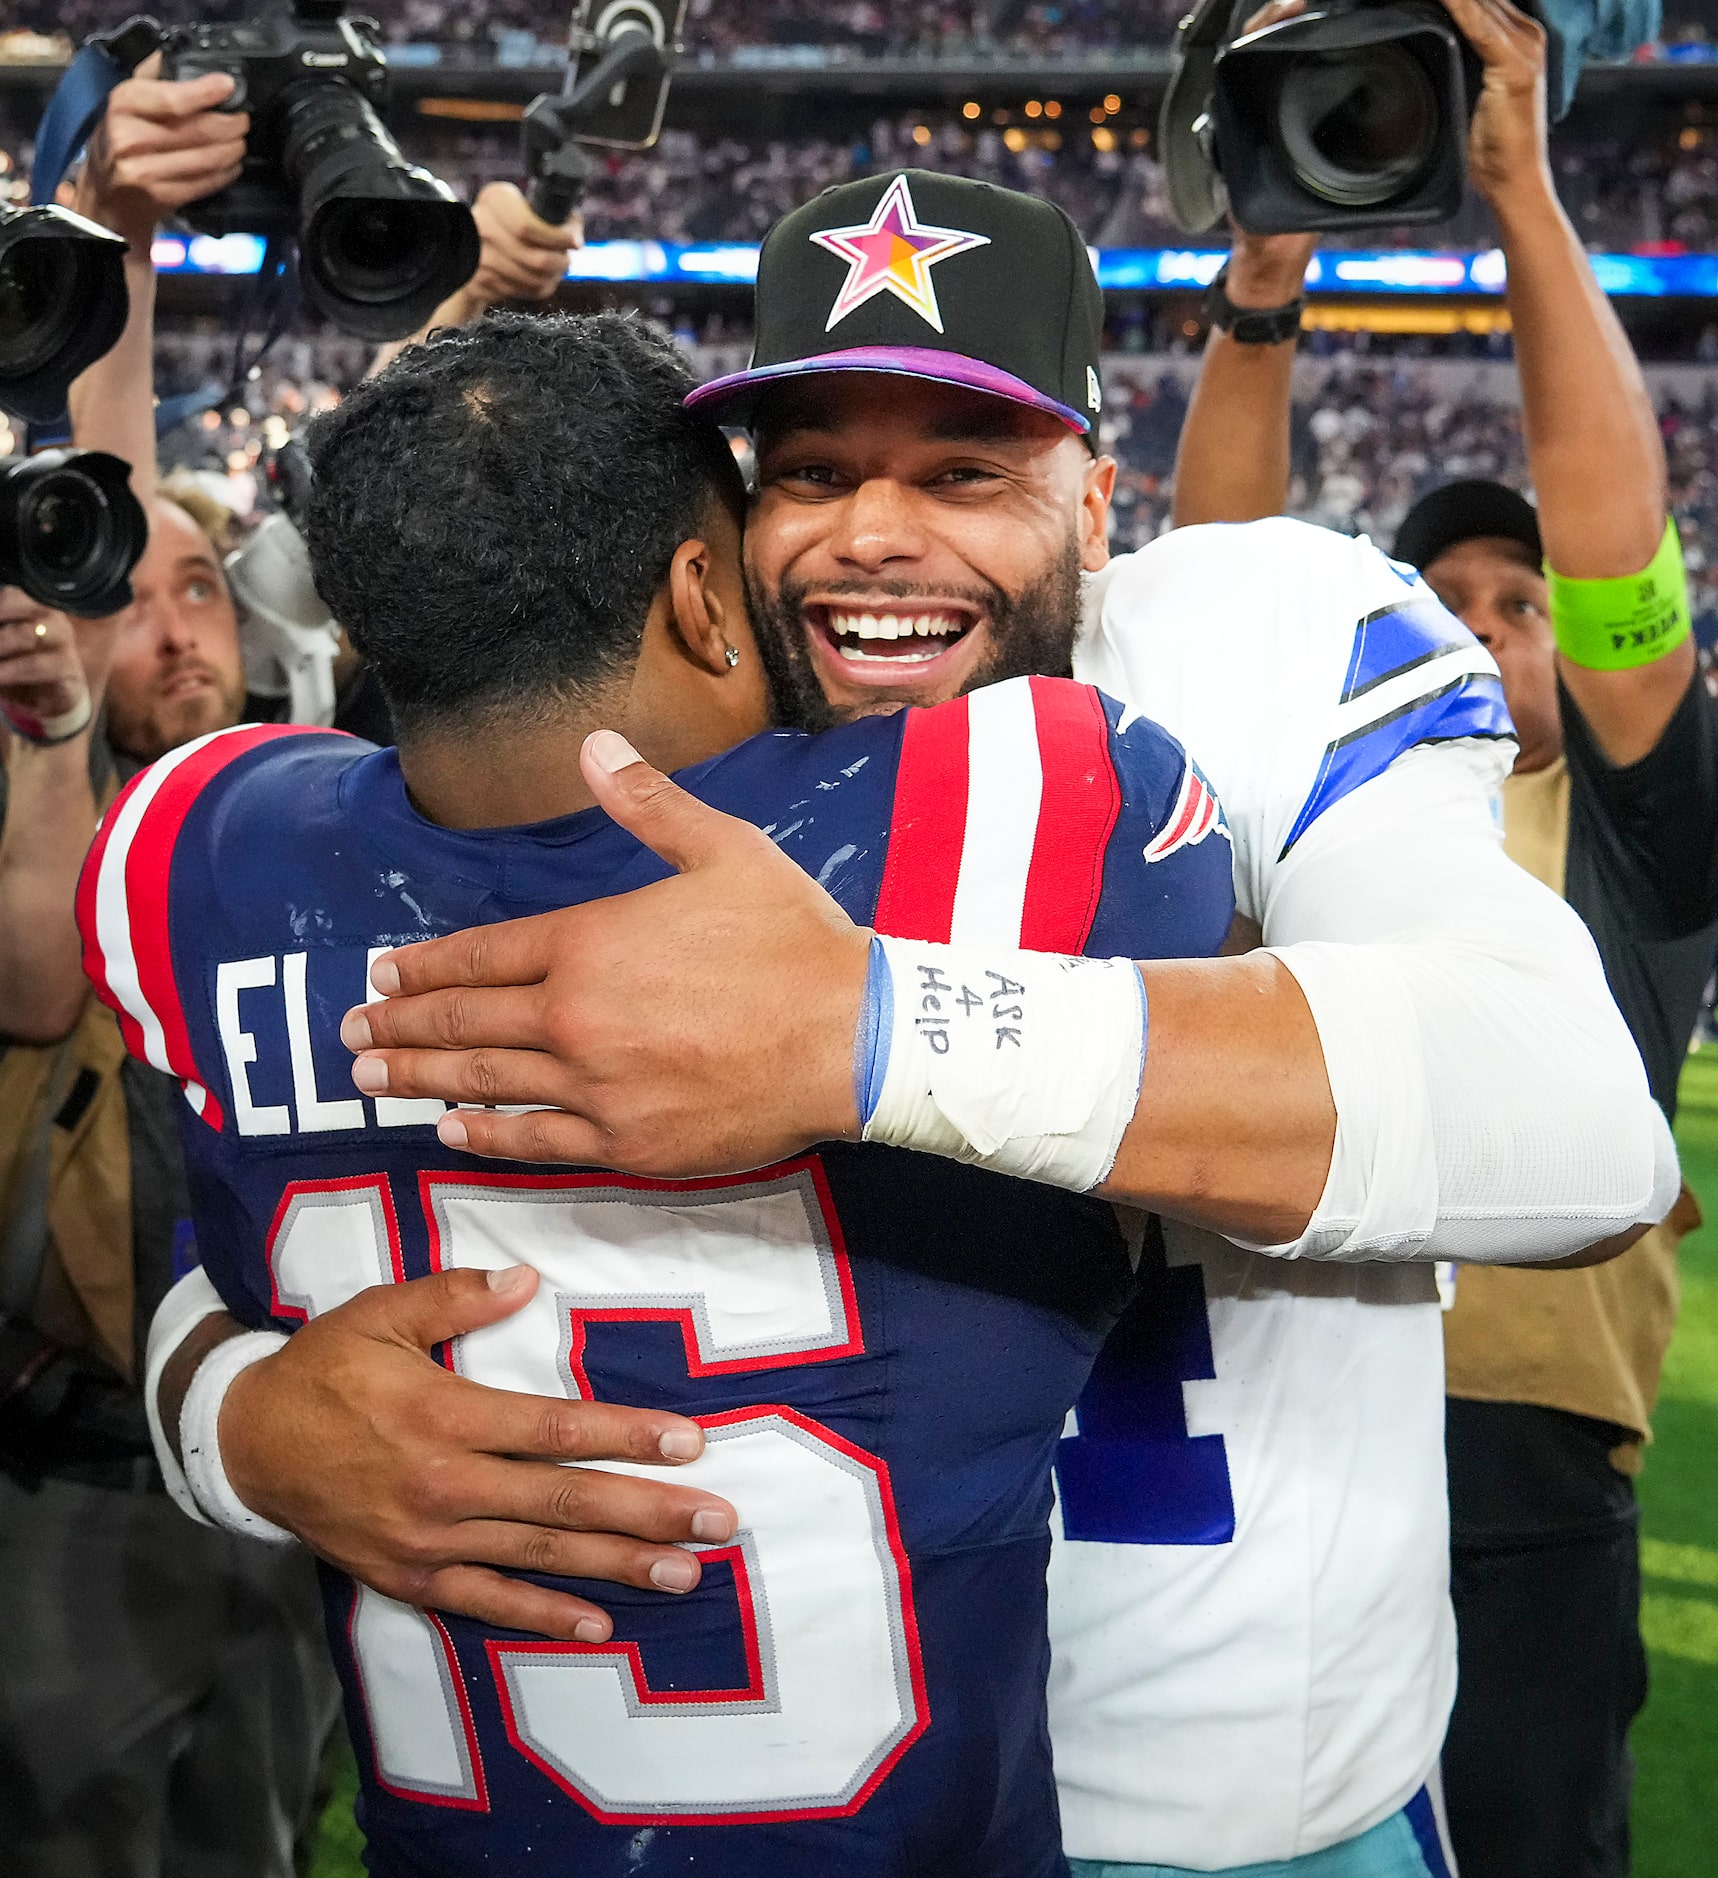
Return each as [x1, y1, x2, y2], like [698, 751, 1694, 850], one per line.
[151, 235, 298, 442]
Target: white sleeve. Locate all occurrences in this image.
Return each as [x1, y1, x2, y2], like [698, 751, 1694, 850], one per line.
[1253, 740, 1680, 1262]
[144, 1263, 228, 1524]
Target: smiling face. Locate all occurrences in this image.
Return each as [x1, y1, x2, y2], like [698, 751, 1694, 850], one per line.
[744, 375, 1115, 727]
[104, 498, 247, 762]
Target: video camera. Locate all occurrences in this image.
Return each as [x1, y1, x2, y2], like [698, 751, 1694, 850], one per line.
[1161, 0, 1482, 234]
[0, 450, 148, 617]
[522, 1, 686, 226]
[161, 0, 480, 339]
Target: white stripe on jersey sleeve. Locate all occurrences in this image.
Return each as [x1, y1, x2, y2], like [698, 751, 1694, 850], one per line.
[949, 677, 1043, 948]
[1327, 643, 1496, 743]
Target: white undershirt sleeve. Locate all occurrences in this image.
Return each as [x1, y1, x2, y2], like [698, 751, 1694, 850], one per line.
[144, 1263, 227, 1524]
[1249, 740, 1679, 1262]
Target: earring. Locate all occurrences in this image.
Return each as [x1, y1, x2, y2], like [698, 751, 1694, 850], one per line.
[724, 645, 740, 668]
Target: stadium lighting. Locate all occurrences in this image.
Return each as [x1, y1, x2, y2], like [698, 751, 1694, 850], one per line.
[1104, 93, 1122, 114]
[1045, 100, 1063, 119]
[962, 100, 981, 120]
[1026, 100, 1043, 117]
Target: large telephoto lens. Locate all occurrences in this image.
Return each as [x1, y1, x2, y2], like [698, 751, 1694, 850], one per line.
[1275, 43, 1440, 208]
[0, 451, 149, 616]
[282, 83, 480, 341]
[0, 208, 129, 423]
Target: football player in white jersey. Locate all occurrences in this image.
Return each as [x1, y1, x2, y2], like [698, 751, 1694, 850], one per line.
[146, 174, 1675, 1876]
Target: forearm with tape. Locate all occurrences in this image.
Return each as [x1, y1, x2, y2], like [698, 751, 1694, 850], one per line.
[855, 934, 1148, 1191]
[1548, 518, 1691, 670]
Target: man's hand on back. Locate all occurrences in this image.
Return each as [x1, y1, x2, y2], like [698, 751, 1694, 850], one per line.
[341, 731, 868, 1171]
[214, 1261, 741, 1640]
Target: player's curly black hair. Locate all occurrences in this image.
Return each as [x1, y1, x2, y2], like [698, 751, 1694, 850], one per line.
[304, 309, 746, 738]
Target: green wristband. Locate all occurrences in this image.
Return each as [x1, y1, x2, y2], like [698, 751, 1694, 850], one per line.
[1547, 519, 1692, 671]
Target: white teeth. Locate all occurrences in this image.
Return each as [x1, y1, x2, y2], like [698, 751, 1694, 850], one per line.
[826, 607, 968, 652]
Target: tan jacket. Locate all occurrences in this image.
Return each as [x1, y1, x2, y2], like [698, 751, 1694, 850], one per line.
[1442, 758, 1698, 1470]
[0, 998, 136, 1380]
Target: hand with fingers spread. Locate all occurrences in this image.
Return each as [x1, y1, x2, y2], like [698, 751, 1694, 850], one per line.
[203, 1263, 739, 1641]
[343, 730, 869, 1173]
[72, 52, 250, 247]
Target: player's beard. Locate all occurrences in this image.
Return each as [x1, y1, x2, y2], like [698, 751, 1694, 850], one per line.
[746, 535, 1083, 732]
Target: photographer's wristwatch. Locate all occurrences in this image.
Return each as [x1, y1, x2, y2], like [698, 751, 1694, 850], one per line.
[1203, 265, 1305, 345]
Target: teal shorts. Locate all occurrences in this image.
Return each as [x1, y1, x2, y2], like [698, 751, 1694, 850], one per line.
[1067, 1786, 1453, 1878]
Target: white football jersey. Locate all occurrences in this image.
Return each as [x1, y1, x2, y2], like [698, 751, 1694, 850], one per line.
[1054, 517, 1510, 1866]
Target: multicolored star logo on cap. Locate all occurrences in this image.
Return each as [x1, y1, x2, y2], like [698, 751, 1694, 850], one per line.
[810, 174, 991, 335]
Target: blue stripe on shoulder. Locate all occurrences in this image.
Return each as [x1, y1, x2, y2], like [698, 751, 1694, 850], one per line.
[1280, 673, 1512, 858]
[1340, 596, 1477, 704]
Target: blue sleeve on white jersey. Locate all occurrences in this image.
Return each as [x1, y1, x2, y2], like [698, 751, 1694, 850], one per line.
[1280, 594, 1514, 857]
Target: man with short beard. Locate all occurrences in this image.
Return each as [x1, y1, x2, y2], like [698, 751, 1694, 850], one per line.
[147, 172, 1677, 1877]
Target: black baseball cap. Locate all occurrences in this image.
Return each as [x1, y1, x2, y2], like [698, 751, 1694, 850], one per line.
[1392, 479, 1543, 574]
[684, 170, 1106, 445]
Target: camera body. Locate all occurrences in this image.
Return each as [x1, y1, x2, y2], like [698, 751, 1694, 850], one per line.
[164, 2, 387, 240]
[1163, 0, 1481, 236]
[161, 0, 479, 340]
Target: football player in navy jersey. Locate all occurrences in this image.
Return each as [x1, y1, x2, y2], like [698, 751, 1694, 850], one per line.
[82, 310, 1236, 1875]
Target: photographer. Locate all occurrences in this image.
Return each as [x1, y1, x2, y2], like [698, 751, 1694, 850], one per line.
[0, 63, 343, 1877]
[1170, 1, 1718, 1872]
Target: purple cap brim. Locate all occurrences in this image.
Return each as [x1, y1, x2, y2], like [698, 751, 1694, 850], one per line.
[684, 345, 1091, 435]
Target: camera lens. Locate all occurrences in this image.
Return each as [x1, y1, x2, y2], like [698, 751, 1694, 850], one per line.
[283, 84, 480, 341]
[0, 451, 149, 615]
[0, 209, 129, 423]
[0, 239, 79, 378]
[1276, 45, 1439, 208]
[311, 198, 464, 309]
[26, 480, 101, 582]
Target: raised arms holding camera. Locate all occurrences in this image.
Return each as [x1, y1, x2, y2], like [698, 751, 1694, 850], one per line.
[1173, 0, 1692, 765]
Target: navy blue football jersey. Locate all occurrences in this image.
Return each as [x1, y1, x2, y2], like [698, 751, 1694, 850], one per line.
[80, 674, 1234, 1878]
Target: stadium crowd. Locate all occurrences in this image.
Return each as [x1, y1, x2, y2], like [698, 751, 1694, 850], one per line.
[8, 0, 1718, 61]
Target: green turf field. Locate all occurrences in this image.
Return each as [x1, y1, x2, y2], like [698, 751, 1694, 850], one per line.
[1632, 1048, 1718, 1878]
[309, 1057, 1718, 1877]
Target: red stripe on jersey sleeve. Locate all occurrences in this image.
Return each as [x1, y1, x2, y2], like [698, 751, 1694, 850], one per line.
[1019, 677, 1121, 954]
[873, 694, 970, 943]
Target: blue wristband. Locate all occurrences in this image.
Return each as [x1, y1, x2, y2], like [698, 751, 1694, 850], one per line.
[853, 936, 894, 1128]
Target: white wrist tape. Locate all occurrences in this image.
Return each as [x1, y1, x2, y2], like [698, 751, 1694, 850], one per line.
[144, 1264, 227, 1525]
[859, 935, 1147, 1192]
[180, 1329, 295, 1545]
[1, 689, 92, 745]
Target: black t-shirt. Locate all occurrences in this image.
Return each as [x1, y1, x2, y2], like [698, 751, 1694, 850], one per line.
[1561, 670, 1718, 1117]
